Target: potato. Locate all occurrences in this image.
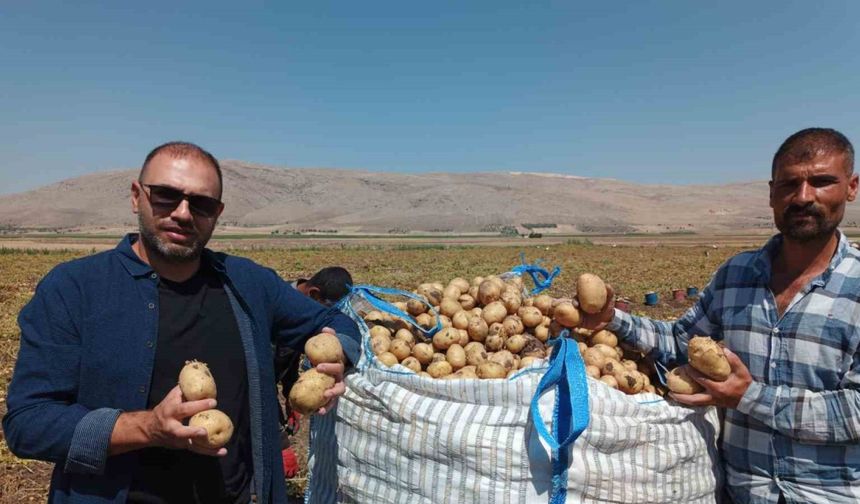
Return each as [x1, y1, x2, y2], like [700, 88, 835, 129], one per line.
[615, 346, 624, 360]
[390, 339, 412, 361]
[590, 330, 618, 348]
[533, 294, 554, 316]
[304, 333, 344, 365]
[433, 327, 460, 351]
[427, 360, 453, 378]
[484, 332, 505, 352]
[614, 369, 645, 395]
[534, 324, 550, 343]
[369, 325, 392, 340]
[601, 359, 624, 375]
[599, 375, 619, 389]
[401, 356, 422, 373]
[518, 306, 543, 328]
[415, 313, 435, 330]
[452, 311, 470, 330]
[577, 273, 607, 314]
[688, 336, 731, 381]
[449, 277, 471, 294]
[443, 284, 461, 300]
[592, 343, 617, 359]
[417, 284, 443, 306]
[489, 350, 515, 371]
[520, 356, 542, 369]
[394, 329, 415, 347]
[469, 307, 483, 318]
[363, 311, 386, 325]
[643, 384, 656, 394]
[500, 290, 522, 315]
[482, 302, 508, 325]
[412, 342, 434, 365]
[520, 336, 547, 358]
[458, 294, 476, 310]
[453, 367, 478, 379]
[438, 315, 452, 328]
[393, 301, 407, 312]
[370, 335, 391, 356]
[179, 360, 217, 401]
[585, 365, 601, 379]
[622, 359, 637, 372]
[288, 369, 335, 414]
[439, 297, 462, 318]
[502, 316, 524, 336]
[505, 333, 527, 354]
[189, 409, 234, 449]
[477, 280, 501, 305]
[667, 366, 704, 394]
[522, 297, 534, 307]
[377, 352, 399, 367]
[446, 344, 467, 370]
[465, 344, 488, 367]
[582, 348, 606, 369]
[553, 302, 581, 328]
[407, 298, 427, 316]
[468, 285, 479, 300]
[477, 361, 507, 379]
[432, 352, 447, 363]
[471, 276, 484, 287]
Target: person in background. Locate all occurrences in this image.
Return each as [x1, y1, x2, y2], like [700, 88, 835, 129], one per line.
[275, 267, 354, 478]
[581, 127, 860, 503]
[3, 141, 361, 504]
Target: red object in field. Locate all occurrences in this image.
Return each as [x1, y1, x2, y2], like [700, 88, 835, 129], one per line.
[282, 448, 299, 477]
[672, 288, 685, 301]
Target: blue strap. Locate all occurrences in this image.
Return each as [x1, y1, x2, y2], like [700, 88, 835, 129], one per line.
[529, 330, 590, 504]
[510, 254, 561, 295]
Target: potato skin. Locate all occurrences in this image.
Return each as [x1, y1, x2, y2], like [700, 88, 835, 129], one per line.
[688, 336, 731, 381]
[304, 333, 344, 366]
[288, 369, 335, 414]
[189, 409, 234, 449]
[178, 360, 217, 401]
[577, 273, 607, 314]
[667, 365, 705, 394]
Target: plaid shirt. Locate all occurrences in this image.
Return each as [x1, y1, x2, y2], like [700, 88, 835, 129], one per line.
[608, 231, 860, 504]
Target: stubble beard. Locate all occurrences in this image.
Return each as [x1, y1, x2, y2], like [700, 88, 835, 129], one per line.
[778, 205, 840, 243]
[138, 213, 204, 263]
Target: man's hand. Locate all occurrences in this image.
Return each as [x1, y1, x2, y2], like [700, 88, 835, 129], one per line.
[670, 348, 753, 408]
[577, 284, 616, 331]
[145, 386, 226, 456]
[315, 326, 346, 415]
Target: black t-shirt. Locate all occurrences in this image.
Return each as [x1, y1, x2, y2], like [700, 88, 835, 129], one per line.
[127, 262, 253, 504]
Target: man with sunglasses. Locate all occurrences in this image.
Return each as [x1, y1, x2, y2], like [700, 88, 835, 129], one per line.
[4, 141, 361, 504]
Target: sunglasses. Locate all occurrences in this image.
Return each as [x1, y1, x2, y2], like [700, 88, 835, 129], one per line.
[140, 183, 222, 218]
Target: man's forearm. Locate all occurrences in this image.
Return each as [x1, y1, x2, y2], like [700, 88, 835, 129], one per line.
[108, 411, 154, 456]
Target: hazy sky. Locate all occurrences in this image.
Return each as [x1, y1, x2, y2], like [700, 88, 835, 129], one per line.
[1, 2, 858, 194]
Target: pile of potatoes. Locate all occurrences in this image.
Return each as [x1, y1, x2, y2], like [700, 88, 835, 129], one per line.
[361, 271, 664, 396]
[178, 360, 234, 449]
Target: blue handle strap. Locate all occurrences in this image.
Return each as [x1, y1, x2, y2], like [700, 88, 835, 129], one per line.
[510, 254, 561, 295]
[529, 330, 590, 504]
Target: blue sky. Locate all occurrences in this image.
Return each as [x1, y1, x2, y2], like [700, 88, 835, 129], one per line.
[1, 1, 858, 194]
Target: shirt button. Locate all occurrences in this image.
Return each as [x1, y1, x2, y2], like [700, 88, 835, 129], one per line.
[148, 302, 155, 309]
[772, 328, 780, 334]
[770, 362, 777, 368]
[145, 340, 153, 348]
[138, 386, 146, 394]
[150, 273, 158, 279]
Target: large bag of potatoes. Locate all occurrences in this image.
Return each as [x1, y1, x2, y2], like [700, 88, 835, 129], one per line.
[305, 266, 722, 504]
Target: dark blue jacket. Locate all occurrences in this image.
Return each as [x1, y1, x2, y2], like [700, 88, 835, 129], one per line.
[3, 234, 360, 503]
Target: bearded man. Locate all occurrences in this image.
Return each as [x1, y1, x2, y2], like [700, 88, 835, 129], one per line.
[3, 141, 361, 504]
[580, 128, 860, 503]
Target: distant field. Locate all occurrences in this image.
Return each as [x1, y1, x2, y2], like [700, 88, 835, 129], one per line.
[1, 240, 747, 501]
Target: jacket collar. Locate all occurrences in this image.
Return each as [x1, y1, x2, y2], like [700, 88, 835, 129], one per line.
[115, 233, 226, 277]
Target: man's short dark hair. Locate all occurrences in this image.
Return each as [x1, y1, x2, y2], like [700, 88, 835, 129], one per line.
[307, 267, 353, 303]
[772, 128, 855, 178]
[139, 141, 223, 198]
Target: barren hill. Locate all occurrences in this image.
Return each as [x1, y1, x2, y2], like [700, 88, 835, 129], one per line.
[1, 161, 853, 234]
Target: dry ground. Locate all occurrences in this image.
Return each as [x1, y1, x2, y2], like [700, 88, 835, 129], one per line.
[0, 239, 747, 502]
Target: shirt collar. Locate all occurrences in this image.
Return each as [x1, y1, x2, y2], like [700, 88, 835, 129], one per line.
[115, 233, 226, 277]
[752, 230, 849, 286]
